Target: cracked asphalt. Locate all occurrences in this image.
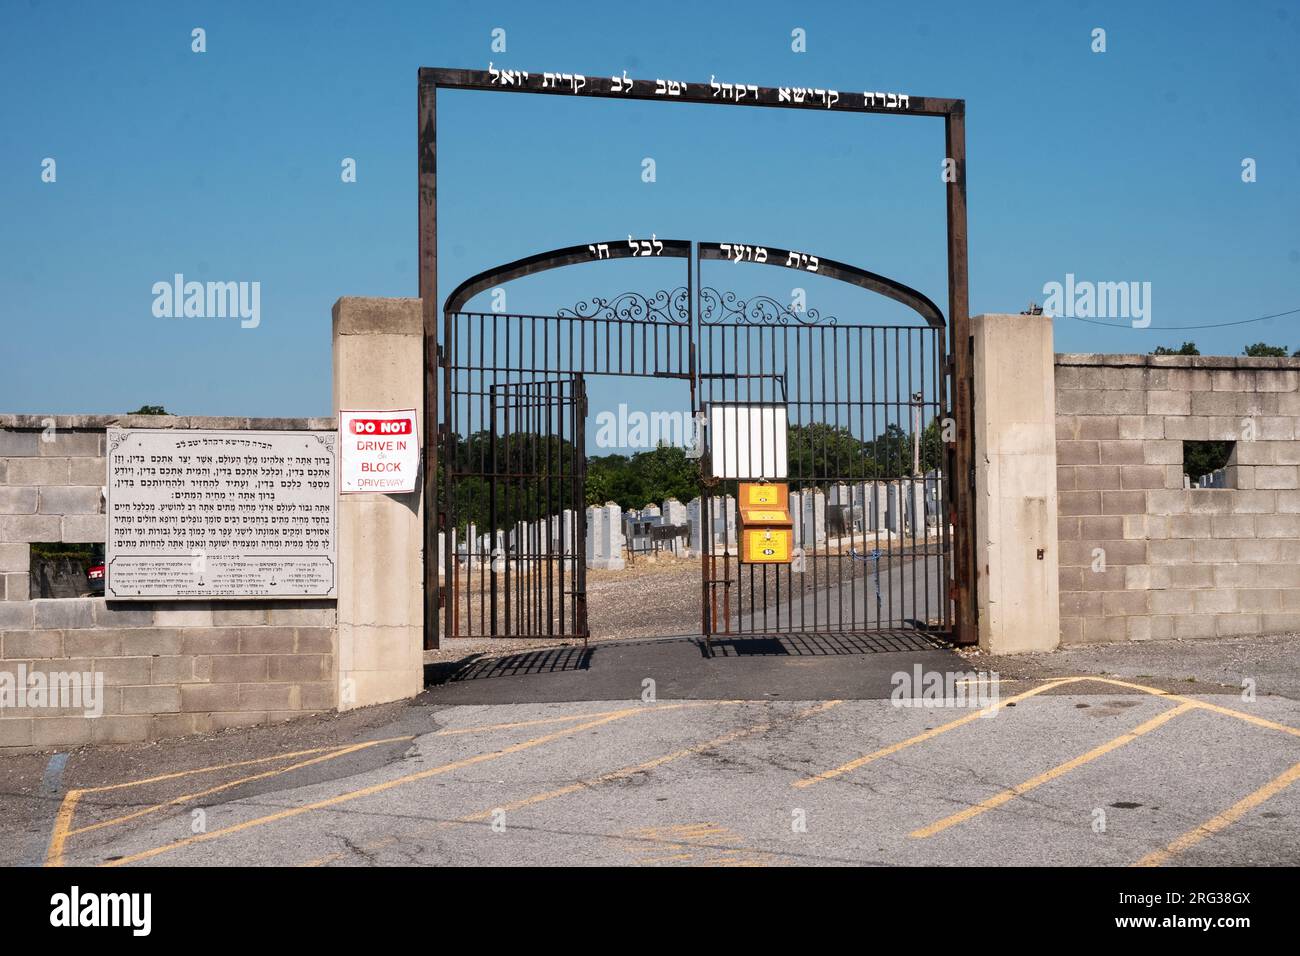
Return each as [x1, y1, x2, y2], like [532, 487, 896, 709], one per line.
[6, 634, 1300, 867]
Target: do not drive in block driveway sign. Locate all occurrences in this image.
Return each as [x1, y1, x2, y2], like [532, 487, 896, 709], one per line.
[340, 409, 419, 494]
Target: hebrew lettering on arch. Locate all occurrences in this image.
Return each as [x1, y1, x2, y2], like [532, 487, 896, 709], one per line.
[710, 74, 721, 96]
[755, 247, 768, 264]
[779, 87, 792, 102]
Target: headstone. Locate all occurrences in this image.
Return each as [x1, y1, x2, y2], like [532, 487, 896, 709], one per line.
[586, 503, 626, 570]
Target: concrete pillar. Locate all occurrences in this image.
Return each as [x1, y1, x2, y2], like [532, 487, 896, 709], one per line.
[972, 313, 1060, 654]
[332, 297, 424, 710]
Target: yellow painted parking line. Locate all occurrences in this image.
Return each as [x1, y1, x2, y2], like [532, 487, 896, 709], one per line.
[103, 704, 715, 867]
[793, 678, 1084, 788]
[910, 701, 1195, 839]
[1082, 676, 1300, 738]
[44, 790, 83, 870]
[66, 745, 352, 795]
[1135, 759, 1300, 867]
[432, 708, 642, 737]
[66, 737, 414, 838]
[457, 700, 843, 824]
[45, 736, 414, 867]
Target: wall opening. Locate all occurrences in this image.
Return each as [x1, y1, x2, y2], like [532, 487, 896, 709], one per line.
[1183, 440, 1234, 488]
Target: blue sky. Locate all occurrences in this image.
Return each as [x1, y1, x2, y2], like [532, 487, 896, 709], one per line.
[2, 0, 1298, 426]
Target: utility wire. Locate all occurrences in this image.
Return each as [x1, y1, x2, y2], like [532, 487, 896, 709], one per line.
[1054, 307, 1300, 331]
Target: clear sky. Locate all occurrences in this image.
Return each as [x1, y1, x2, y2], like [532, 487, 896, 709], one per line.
[2, 0, 1298, 429]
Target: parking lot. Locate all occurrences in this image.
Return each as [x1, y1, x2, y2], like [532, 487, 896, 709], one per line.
[22, 643, 1300, 868]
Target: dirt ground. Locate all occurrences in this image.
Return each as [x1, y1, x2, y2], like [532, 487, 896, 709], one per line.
[428, 543, 935, 663]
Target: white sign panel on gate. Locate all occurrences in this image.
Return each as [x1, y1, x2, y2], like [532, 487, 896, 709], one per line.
[708, 403, 789, 480]
[339, 408, 419, 494]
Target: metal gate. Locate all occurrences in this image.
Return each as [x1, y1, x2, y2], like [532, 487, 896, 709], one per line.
[442, 372, 589, 639]
[437, 239, 955, 645]
[696, 289, 948, 640]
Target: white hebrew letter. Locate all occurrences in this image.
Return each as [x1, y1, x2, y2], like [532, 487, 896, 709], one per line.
[488, 62, 500, 84]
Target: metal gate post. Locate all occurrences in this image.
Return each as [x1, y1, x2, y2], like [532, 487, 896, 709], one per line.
[418, 73, 439, 650]
[945, 106, 977, 646]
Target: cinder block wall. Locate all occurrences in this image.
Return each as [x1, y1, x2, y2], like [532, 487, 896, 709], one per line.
[1055, 355, 1300, 644]
[0, 415, 338, 753]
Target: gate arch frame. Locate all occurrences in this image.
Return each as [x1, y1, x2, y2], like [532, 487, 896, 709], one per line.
[419, 66, 974, 648]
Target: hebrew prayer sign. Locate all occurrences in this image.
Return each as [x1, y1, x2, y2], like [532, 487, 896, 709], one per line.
[105, 428, 337, 599]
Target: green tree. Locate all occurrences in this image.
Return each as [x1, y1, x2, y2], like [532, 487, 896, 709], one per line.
[1184, 441, 1233, 480]
[1151, 343, 1199, 356]
[129, 405, 169, 415]
[1243, 343, 1289, 357]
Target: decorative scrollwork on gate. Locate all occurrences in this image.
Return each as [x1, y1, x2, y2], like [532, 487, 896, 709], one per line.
[698, 287, 837, 325]
[557, 287, 690, 324]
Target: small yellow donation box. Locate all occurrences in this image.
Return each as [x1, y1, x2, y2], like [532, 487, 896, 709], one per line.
[738, 482, 794, 564]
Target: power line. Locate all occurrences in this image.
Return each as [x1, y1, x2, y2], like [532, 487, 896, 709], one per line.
[1054, 307, 1300, 331]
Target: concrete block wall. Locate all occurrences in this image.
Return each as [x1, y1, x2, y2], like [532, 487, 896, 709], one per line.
[1055, 354, 1300, 644]
[0, 599, 335, 752]
[1, 415, 338, 752]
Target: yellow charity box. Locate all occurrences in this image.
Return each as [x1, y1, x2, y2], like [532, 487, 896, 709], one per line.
[737, 482, 794, 564]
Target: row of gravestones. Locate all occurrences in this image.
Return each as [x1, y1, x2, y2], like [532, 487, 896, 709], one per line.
[437, 474, 944, 575]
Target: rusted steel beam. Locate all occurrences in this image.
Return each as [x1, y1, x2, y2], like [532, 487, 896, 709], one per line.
[944, 107, 977, 646]
[418, 74, 440, 650]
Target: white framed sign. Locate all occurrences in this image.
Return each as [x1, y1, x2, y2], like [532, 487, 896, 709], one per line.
[708, 402, 789, 480]
[339, 409, 419, 494]
[105, 428, 336, 599]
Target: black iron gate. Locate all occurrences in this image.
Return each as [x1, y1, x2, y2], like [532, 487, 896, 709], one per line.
[437, 239, 954, 645]
[443, 374, 588, 639]
[696, 293, 948, 640]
